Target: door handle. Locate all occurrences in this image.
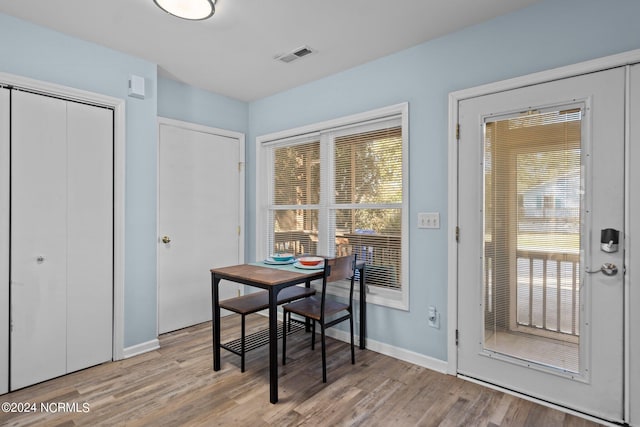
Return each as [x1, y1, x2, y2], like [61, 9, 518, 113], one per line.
[586, 262, 618, 276]
[161, 235, 171, 244]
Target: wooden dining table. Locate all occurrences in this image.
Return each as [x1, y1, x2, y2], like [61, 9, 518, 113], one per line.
[211, 259, 366, 404]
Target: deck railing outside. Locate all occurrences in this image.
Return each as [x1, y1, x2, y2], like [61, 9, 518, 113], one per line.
[273, 231, 401, 289]
[485, 247, 580, 337]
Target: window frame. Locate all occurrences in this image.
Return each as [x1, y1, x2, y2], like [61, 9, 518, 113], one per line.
[256, 103, 409, 310]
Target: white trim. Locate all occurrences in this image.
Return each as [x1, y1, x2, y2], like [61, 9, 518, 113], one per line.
[257, 103, 408, 145]
[326, 325, 448, 373]
[449, 48, 640, 102]
[447, 91, 459, 376]
[0, 71, 126, 362]
[122, 339, 160, 359]
[266, 312, 448, 374]
[623, 65, 631, 425]
[448, 49, 640, 422]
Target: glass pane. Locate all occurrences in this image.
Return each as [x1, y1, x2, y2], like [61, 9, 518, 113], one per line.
[334, 127, 402, 205]
[271, 209, 318, 256]
[273, 141, 320, 206]
[334, 208, 401, 289]
[270, 140, 320, 257]
[333, 126, 403, 290]
[483, 108, 581, 373]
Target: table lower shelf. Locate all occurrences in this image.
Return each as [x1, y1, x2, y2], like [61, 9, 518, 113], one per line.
[220, 320, 307, 356]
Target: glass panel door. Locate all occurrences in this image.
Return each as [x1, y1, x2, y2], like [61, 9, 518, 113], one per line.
[457, 67, 625, 422]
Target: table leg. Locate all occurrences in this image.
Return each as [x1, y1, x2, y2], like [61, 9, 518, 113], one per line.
[212, 274, 221, 371]
[359, 265, 366, 349]
[268, 287, 279, 404]
[304, 279, 311, 332]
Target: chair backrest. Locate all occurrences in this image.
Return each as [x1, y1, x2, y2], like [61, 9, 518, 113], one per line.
[320, 254, 357, 316]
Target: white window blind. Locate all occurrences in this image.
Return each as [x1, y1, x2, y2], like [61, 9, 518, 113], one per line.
[483, 106, 582, 372]
[269, 140, 320, 256]
[332, 125, 403, 289]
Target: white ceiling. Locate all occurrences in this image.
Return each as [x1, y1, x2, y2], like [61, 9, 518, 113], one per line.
[0, 0, 541, 102]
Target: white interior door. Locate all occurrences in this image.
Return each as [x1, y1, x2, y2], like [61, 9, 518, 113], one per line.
[0, 88, 9, 395]
[158, 122, 242, 334]
[457, 67, 625, 422]
[10, 90, 113, 390]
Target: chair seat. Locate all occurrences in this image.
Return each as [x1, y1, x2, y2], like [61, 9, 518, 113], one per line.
[283, 295, 349, 321]
[220, 286, 316, 315]
[219, 285, 317, 373]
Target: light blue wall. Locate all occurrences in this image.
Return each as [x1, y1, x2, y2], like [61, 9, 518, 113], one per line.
[247, 0, 640, 360]
[0, 13, 158, 347]
[157, 77, 248, 134]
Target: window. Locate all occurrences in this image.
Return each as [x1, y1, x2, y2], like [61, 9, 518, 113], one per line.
[256, 103, 409, 309]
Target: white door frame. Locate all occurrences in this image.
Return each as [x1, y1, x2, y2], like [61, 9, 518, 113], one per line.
[447, 49, 640, 422]
[0, 71, 126, 361]
[155, 117, 245, 334]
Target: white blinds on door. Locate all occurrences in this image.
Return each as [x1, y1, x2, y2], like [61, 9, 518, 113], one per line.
[483, 107, 582, 373]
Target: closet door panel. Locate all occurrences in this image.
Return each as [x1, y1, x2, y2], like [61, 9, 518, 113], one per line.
[0, 88, 9, 394]
[10, 90, 67, 389]
[66, 102, 113, 372]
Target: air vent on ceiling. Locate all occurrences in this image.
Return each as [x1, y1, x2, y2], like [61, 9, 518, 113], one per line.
[275, 46, 315, 63]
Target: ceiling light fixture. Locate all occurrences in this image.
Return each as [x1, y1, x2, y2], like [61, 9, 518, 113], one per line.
[153, 0, 215, 20]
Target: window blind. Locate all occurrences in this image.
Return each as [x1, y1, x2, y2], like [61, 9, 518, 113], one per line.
[269, 140, 320, 256]
[332, 126, 403, 289]
[483, 107, 582, 372]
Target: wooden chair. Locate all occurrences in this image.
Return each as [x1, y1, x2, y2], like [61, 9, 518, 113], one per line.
[219, 285, 315, 372]
[282, 255, 357, 383]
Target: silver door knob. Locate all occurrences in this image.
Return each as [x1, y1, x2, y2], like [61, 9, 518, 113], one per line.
[161, 236, 171, 244]
[600, 263, 618, 276]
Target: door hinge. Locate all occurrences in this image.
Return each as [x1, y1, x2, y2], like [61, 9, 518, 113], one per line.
[237, 226, 241, 236]
[238, 162, 244, 172]
[455, 226, 460, 242]
[455, 124, 460, 140]
[455, 329, 459, 346]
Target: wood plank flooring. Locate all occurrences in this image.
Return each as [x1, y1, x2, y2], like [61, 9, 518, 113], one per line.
[0, 315, 603, 426]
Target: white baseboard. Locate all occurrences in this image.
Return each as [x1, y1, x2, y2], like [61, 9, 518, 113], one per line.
[324, 326, 448, 374]
[263, 312, 448, 374]
[123, 339, 160, 359]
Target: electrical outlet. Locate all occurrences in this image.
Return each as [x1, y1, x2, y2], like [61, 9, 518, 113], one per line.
[427, 305, 440, 329]
[418, 212, 440, 229]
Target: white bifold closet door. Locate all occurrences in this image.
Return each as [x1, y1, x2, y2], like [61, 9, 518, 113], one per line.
[9, 90, 113, 390]
[0, 89, 9, 395]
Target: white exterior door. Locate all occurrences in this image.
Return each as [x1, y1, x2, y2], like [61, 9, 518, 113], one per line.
[457, 68, 625, 422]
[158, 121, 242, 334]
[10, 90, 113, 390]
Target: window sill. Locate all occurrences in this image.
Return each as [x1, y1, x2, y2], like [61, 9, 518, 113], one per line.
[314, 278, 409, 311]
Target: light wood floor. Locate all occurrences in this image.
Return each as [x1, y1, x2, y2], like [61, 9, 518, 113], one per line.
[0, 315, 603, 427]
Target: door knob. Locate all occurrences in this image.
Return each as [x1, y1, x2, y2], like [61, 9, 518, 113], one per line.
[586, 262, 618, 276]
[600, 263, 618, 276]
[161, 236, 171, 244]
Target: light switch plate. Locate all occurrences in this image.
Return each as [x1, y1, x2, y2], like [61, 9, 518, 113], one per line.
[418, 212, 440, 229]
